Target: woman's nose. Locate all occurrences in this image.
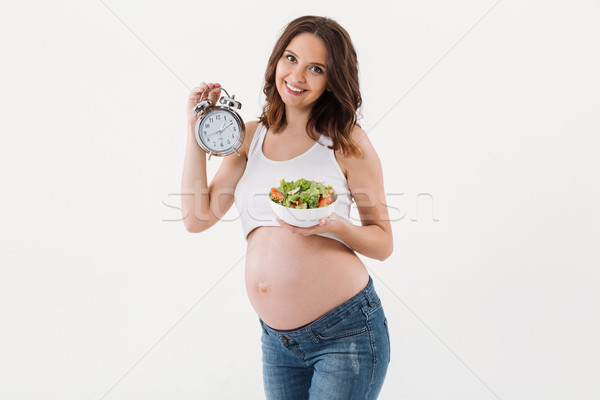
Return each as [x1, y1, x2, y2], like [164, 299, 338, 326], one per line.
[290, 65, 306, 82]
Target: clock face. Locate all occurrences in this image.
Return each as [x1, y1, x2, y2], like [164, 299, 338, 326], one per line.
[198, 109, 242, 153]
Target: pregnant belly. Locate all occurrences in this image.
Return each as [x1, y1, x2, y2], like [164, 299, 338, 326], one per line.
[245, 226, 369, 330]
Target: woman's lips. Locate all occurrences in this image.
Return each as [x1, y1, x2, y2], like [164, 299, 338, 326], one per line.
[284, 81, 306, 96]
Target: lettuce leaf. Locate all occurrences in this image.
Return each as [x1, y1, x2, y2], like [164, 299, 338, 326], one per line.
[271, 178, 335, 209]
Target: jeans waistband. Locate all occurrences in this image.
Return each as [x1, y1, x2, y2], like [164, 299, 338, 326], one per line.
[259, 275, 379, 342]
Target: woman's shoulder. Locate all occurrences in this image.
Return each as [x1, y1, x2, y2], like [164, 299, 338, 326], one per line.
[334, 124, 379, 177]
[245, 119, 261, 133]
[241, 120, 262, 159]
[329, 123, 370, 152]
[347, 124, 367, 146]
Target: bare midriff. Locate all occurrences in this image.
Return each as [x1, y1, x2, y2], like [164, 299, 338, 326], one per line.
[245, 225, 369, 330]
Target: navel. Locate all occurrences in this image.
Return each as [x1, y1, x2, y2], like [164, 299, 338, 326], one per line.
[256, 281, 270, 293]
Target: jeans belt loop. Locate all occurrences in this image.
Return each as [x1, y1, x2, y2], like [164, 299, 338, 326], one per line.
[363, 289, 374, 307]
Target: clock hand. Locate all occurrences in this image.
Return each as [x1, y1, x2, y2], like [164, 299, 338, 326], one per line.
[206, 121, 233, 137]
[208, 122, 234, 137]
[216, 122, 234, 135]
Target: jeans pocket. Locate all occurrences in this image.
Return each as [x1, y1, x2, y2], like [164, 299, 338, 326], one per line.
[313, 308, 368, 341]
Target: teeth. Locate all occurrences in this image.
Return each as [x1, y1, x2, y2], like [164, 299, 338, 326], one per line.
[286, 82, 305, 92]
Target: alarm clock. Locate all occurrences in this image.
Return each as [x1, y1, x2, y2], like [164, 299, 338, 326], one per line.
[191, 87, 245, 160]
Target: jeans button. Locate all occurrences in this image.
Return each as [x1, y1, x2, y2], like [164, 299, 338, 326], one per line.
[280, 336, 289, 343]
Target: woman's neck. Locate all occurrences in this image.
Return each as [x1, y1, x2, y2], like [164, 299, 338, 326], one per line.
[283, 106, 313, 137]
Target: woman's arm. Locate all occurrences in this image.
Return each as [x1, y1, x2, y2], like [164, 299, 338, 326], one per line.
[181, 82, 255, 233]
[329, 217, 392, 262]
[275, 126, 394, 261]
[181, 119, 211, 232]
[330, 126, 393, 260]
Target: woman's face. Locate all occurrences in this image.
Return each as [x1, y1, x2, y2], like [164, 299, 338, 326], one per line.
[275, 32, 329, 112]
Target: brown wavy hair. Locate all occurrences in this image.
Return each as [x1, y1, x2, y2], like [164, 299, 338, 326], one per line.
[258, 15, 363, 158]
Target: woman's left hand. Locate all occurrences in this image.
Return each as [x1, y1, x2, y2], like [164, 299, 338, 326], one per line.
[275, 212, 341, 236]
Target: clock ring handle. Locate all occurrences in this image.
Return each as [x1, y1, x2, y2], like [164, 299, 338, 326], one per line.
[213, 87, 242, 110]
[191, 86, 225, 115]
[199, 86, 231, 102]
[192, 86, 241, 115]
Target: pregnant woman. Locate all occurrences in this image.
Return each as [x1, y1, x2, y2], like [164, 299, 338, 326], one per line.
[182, 15, 393, 400]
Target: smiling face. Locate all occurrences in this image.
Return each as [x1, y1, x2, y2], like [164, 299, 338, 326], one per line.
[275, 32, 329, 112]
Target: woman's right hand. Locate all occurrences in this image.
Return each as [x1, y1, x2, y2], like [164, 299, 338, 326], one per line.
[187, 82, 222, 124]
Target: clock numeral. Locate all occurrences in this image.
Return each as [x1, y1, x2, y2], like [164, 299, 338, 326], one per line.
[206, 124, 210, 128]
[209, 117, 214, 123]
[216, 115, 221, 120]
[233, 127, 237, 131]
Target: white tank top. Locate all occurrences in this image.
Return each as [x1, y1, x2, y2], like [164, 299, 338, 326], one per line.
[234, 122, 354, 249]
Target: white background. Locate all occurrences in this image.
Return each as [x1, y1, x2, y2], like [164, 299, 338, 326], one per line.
[1, 0, 599, 399]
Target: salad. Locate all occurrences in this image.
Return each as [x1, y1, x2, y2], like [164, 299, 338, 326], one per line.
[269, 178, 336, 209]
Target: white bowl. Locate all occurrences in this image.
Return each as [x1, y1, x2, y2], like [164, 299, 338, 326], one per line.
[268, 196, 337, 227]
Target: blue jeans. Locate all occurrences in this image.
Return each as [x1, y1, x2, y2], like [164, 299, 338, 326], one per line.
[259, 276, 391, 400]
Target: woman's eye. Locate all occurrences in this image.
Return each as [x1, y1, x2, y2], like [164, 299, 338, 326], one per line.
[284, 54, 322, 73]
